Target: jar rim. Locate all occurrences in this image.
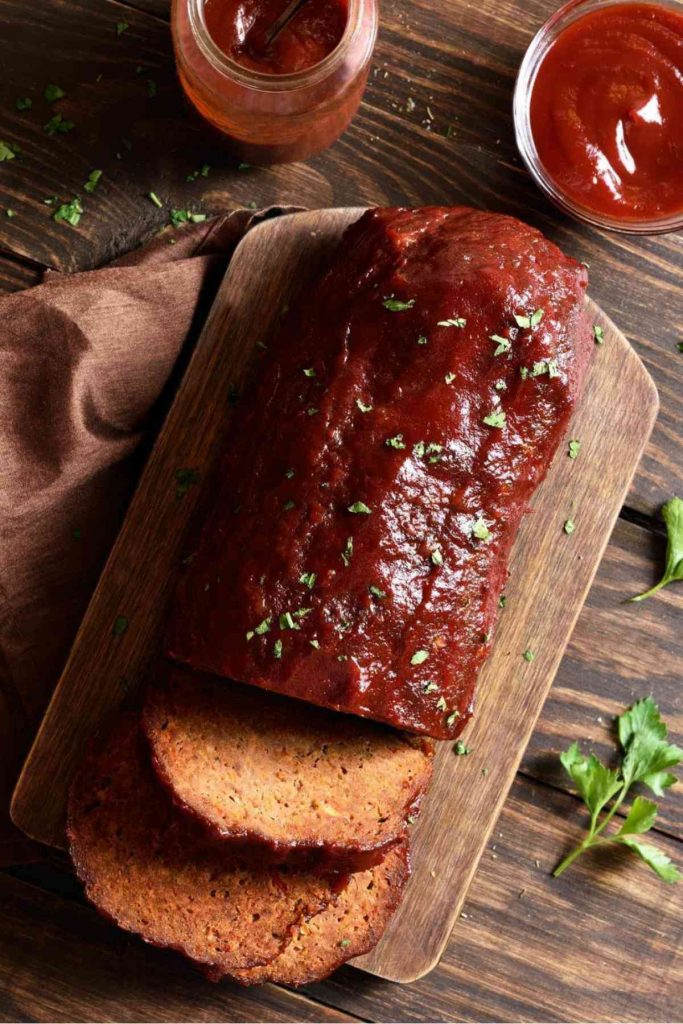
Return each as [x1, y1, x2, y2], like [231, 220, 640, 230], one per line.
[186, 0, 370, 91]
[513, 0, 683, 235]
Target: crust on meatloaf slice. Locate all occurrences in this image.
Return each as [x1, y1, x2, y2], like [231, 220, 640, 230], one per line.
[142, 665, 433, 871]
[68, 713, 345, 978]
[228, 843, 410, 986]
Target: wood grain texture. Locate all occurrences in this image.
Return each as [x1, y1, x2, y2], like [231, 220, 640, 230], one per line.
[0, 0, 679, 516]
[10, 209, 658, 983]
[0, 873, 355, 1024]
[312, 775, 683, 1024]
[524, 516, 683, 841]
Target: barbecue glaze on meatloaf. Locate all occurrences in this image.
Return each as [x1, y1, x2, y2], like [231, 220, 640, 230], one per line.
[68, 714, 345, 978]
[229, 843, 410, 986]
[167, 207, 594, 738]
[142, 666, 433, 871]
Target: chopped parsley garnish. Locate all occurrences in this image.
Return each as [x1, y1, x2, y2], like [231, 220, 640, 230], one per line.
[677, 342, 683, 353]
[285, 468, 295, 479]
[175, 467, 199, 499]
[472, 517, 491, 542]
[339, 938, 351, 948]
[299, 572, 316, 589]
[238, 162, 251, 171]
[341, 536, 353, 566]
[383, 297, 415, 312]
[0, 141, 17, 161]
[423, 681, 439, 694]
[53, 197, 83, 227]
[84, 170, 103, 193]
[171, 208, 207, 226]
[414, 441, 443, 463]
[593, 324, 605, 345]
[112, 615, 129, 636]
[523, 649, 535, 662]
[279, 611, 300, 631]
[116, 19, 129, 35]
[417, 335, 428, 345]
[15, 97, 32, 111]
[490, 334, 511, 356]
[385, 434, 406, 450]
[431, 548, 443, 567]
[306, 407, 318, 416]
[148, 191, 163, 208]
[568, 439, 581, 459]
[273, 639, 283, 658]
[369, 585, 387, 599]
[483, 410, 506, 428]
[498, 594, 507, 608]
[494, 380, 507, 391]
[246, 617, 271, 641]
[6, 209, 15, 218]
[564, 519, 576, 535]
[186, 164, 211, 182]
[302, 367, 316, 377]
[515, 309, 544, 329]
[337, 654, 348, 662]
[294, 607, 312, 619]
[310, 639, 320, 649]
[438, 317, 466, 328]
[531, 359, 559, 378]
[554, 697, 681, 882]
[348, 501, 371, 515]
[630, 496, 683, 602]
[436, 696, 447, 711]
[356, 399, 373, 412]
[44, 84, 66, 103]
[44, 114, 74, 136]
[410, 650, 429, 666]
[283, 500, 296, 511]
[444, 372, 456, 385]
[446, 711, 460, 728]
[454, 740, 470, 755]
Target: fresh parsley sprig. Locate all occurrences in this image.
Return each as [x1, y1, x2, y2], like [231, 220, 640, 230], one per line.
[630, 497, 683, 602]
[555, 697, 681, 883]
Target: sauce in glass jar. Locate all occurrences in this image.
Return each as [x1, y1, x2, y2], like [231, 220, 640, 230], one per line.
[172, 0, 378, 164]
[515, 0, 683, 232]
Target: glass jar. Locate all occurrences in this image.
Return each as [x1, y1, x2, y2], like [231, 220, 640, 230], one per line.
[172, 0, 378, 165]
[513, 0, 683, 234]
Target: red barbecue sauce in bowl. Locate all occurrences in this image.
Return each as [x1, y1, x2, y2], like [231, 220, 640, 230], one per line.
[516, 0, 683, 231]
[172, 0, 377, 164]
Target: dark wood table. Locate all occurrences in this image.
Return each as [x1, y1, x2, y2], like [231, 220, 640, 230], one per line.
[0, 1, 681, 1021]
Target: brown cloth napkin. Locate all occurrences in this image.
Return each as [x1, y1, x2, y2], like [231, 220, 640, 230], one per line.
[0, 208, 290, 864]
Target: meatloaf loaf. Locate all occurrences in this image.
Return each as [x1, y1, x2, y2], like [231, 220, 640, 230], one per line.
[142, 665, 432, 871]
[167, 207, 593, 739]
[68, 713, 345, 979]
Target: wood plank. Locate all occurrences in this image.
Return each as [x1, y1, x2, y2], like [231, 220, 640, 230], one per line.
[0, 253, 42, 294]
[11, 209, 657, 985]
[311, 775, 683, 1024]
[524, 517, 683, 840]
[0, 873, 355, 1024]
[0, 0, 679, 519]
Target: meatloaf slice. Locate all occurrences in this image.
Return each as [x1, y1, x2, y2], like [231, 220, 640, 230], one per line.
[166, 206, 594, 739]
[229, 843, 410, 986]
[142, 665, 433, 872]
[68, 713, 344, 979]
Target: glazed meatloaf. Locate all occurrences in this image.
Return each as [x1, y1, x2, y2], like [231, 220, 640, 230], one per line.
[230, 843, 410, 986]
[142, 665, 432, 871]
[68, 713, 346, 979]
[167, 207, 594, 739]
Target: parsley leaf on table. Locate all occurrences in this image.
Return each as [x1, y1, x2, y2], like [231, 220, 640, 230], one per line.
[630, 497, 683, 602]
[554, 698, 681, 883]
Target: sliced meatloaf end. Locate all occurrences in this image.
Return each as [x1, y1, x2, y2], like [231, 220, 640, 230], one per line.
[229, 843, 410, 986]
[142, 665, 433, 871]
[67, 713, 343, 979]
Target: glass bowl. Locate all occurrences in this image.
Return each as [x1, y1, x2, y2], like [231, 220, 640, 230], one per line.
[513, 0, 683, 234]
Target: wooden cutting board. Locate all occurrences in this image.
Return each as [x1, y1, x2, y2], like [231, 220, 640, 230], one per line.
[11, 208, 658, 984]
